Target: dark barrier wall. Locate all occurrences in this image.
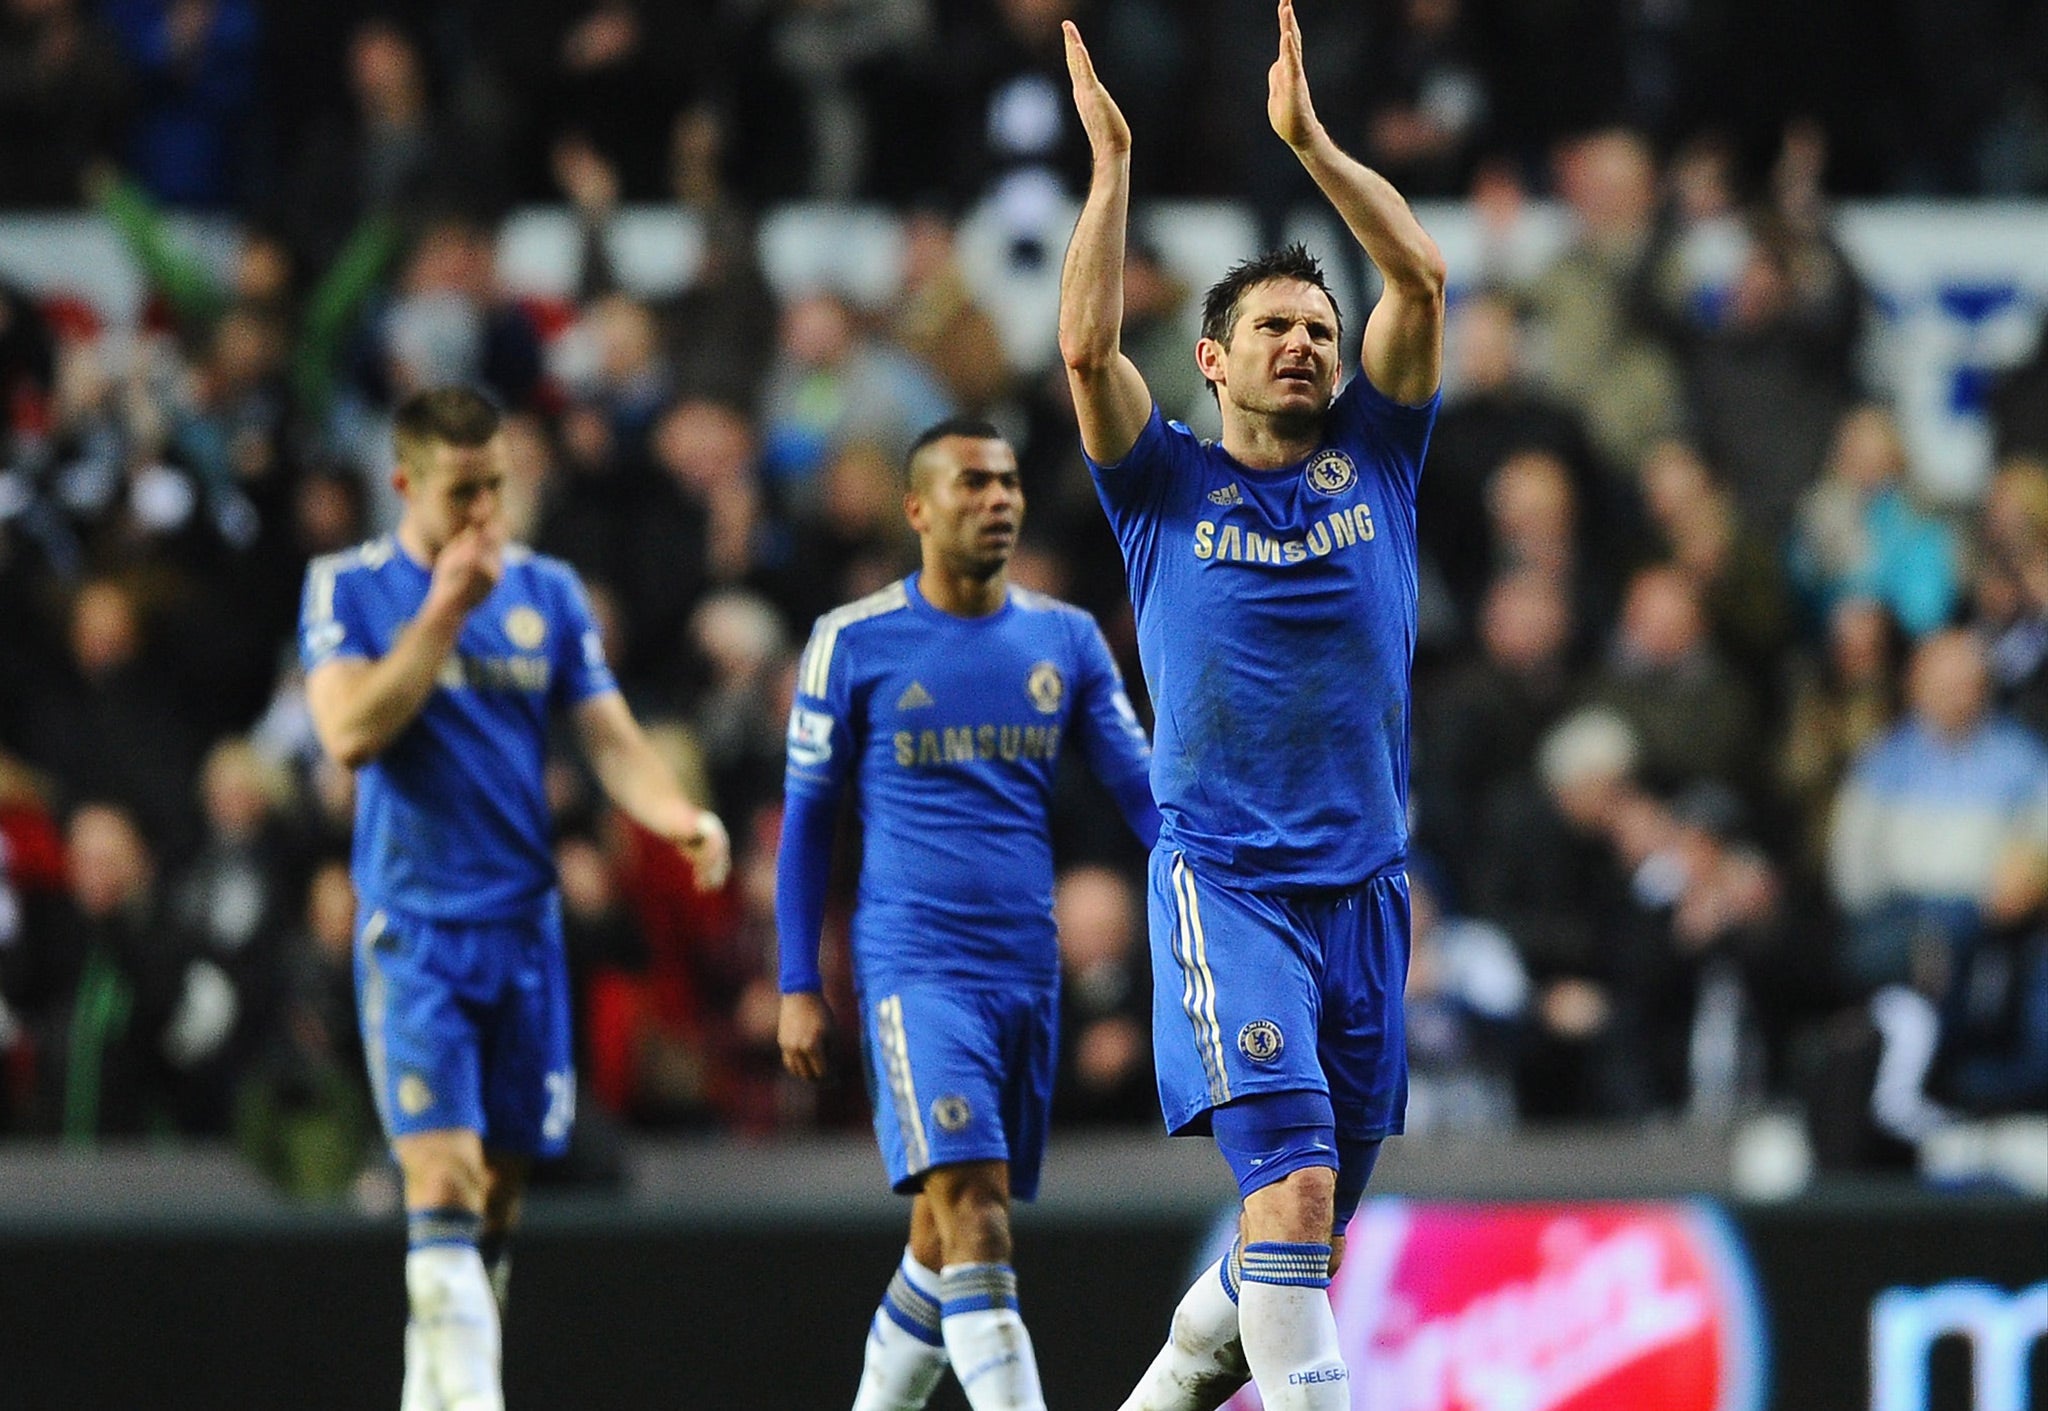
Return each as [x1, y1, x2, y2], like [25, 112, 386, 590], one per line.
[1, 1196, 2041, 1411]
[0, 1220, 1199, 1411]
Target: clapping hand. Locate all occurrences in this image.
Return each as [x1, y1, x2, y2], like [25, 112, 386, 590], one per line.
[1063, 21, 1131, 162]
[1268, 0, 1323, 153]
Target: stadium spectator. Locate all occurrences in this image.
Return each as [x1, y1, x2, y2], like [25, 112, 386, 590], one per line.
[0, 753, 65, 1131]
[1359, 0, 1493, 199]
[1828, 628, 2048, 992]
[1638, 438, 1793, 685]
[18, 577, 205, 860]
[232, 853, 379, 1200]
[1521, 128, 1686, 478]
[720, 0, 934, 203]
[1402, 859, 1529, 1133]
[1685, 152, 1867, 545]
[888, 206, 1014, 416]
[1971, 458, 2048, 739]
[166, 738, 302, 1090]
[1789, 403, 1962, 640]
[1481, 447, 1621, 661]
[1776, 597, 1908, 876]
[1413, 569, 1578, 901]
[0, 0, 126, 209]
[101, 0, 261, 209]
[1052, 863, 1152, 1127]
[760, 289, 953, 515]
[488, 0, 710, 203]
[1474, 707, 1641, 1119]
[34, 802, 239, 1139]
[278, 15, 500, 272]
[657, 206, 781, 411]
[1420, 287, 1617, 631]
[1606, 781, 1785, 1119]
[1112, 233, 1210, 434]
[1582, 563, 1762, 797]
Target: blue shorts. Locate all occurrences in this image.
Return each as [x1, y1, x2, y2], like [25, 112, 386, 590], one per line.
[355, 897, 576, 1159]
[1148, 849, 1409, 1141]
[859, 981, 1058, 1201]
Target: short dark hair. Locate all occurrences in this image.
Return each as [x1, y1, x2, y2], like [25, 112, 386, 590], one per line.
[1199, 241, 1343, 353]
[904, 416, 1006, 488]
[393, 385, 501, 471]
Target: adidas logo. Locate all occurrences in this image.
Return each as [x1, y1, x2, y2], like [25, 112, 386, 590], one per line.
[1208, 483, 1242, 506]
[896, 681, 935, 710]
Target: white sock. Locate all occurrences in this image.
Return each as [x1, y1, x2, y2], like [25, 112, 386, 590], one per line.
[853, 1249, 950, 1411]
[940, 1262, 1045, 1411]
[401, 1320, 442, 1411]
[1239, 1242, 1348, 1410]
[405, 1242, 504, 1411]
[1116, 1245, 1249, 1411]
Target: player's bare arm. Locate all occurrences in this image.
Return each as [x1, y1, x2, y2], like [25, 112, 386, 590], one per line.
[1270, 0, 1445, 405]
[1057, 20, 1154, 465]
[778, 991, 832, 1082]
[573, 692, 732, 890]
[305, 523, 504, 768]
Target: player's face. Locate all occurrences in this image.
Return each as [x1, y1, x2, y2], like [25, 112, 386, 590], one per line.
[397, 439, 506, 556]
[907, 436, 1024, 580]
[1202, 278, 1341, 423]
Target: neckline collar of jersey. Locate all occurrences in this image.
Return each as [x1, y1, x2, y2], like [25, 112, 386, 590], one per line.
[1219, 441, 1329, 480]
[906, 571, 1016, 625]
[386, 533, 431, 573]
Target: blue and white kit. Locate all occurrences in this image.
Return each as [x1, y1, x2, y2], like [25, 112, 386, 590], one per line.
[776, 574, 1158, 1197]
[1088, 372, 1439, 1153]
[300, 535, 616, 1156]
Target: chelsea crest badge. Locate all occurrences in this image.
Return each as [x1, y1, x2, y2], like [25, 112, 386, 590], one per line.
[1304, 450, 1357, 497]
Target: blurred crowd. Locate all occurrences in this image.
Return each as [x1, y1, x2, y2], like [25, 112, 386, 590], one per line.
[1, 0, 2046, 1198]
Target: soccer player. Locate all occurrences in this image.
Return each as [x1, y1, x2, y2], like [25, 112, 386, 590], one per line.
[300, 386, 730, 1411]
[776, 418, 1160, 1411]
[1058, 2, 1448, 1408]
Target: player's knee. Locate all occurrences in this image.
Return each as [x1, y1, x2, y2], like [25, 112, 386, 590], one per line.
[397, 1135, 487, 1212]
[1243, 1164, 1336, 1244]
[953, 1188, 1012, 1260]
[928, 1171, 1013, 1263]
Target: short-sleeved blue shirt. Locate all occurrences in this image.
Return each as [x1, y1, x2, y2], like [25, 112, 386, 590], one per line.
[299, 536, 616, 920]
[1088, 375, 1439, 889]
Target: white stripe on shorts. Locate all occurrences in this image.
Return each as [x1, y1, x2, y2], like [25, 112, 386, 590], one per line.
[875, 994, 931, 1174]
[1171, 855, 1232, 1107]
[358, 909, 393, 1134]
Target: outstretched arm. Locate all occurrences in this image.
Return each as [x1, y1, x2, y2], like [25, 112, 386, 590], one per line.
[1057, 20, 1155, 465]
[1269, 0, 1446, 405]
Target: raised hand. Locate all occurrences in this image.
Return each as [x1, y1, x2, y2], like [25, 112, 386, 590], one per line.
[1063, 21, 1131, 161]
[1267, 0, 1322, 152]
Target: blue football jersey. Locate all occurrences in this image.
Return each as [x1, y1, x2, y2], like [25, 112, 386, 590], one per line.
[1089, 374, 1439, 889]
[299, 536, 617, 920]
[785, 574, 1153, 992]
